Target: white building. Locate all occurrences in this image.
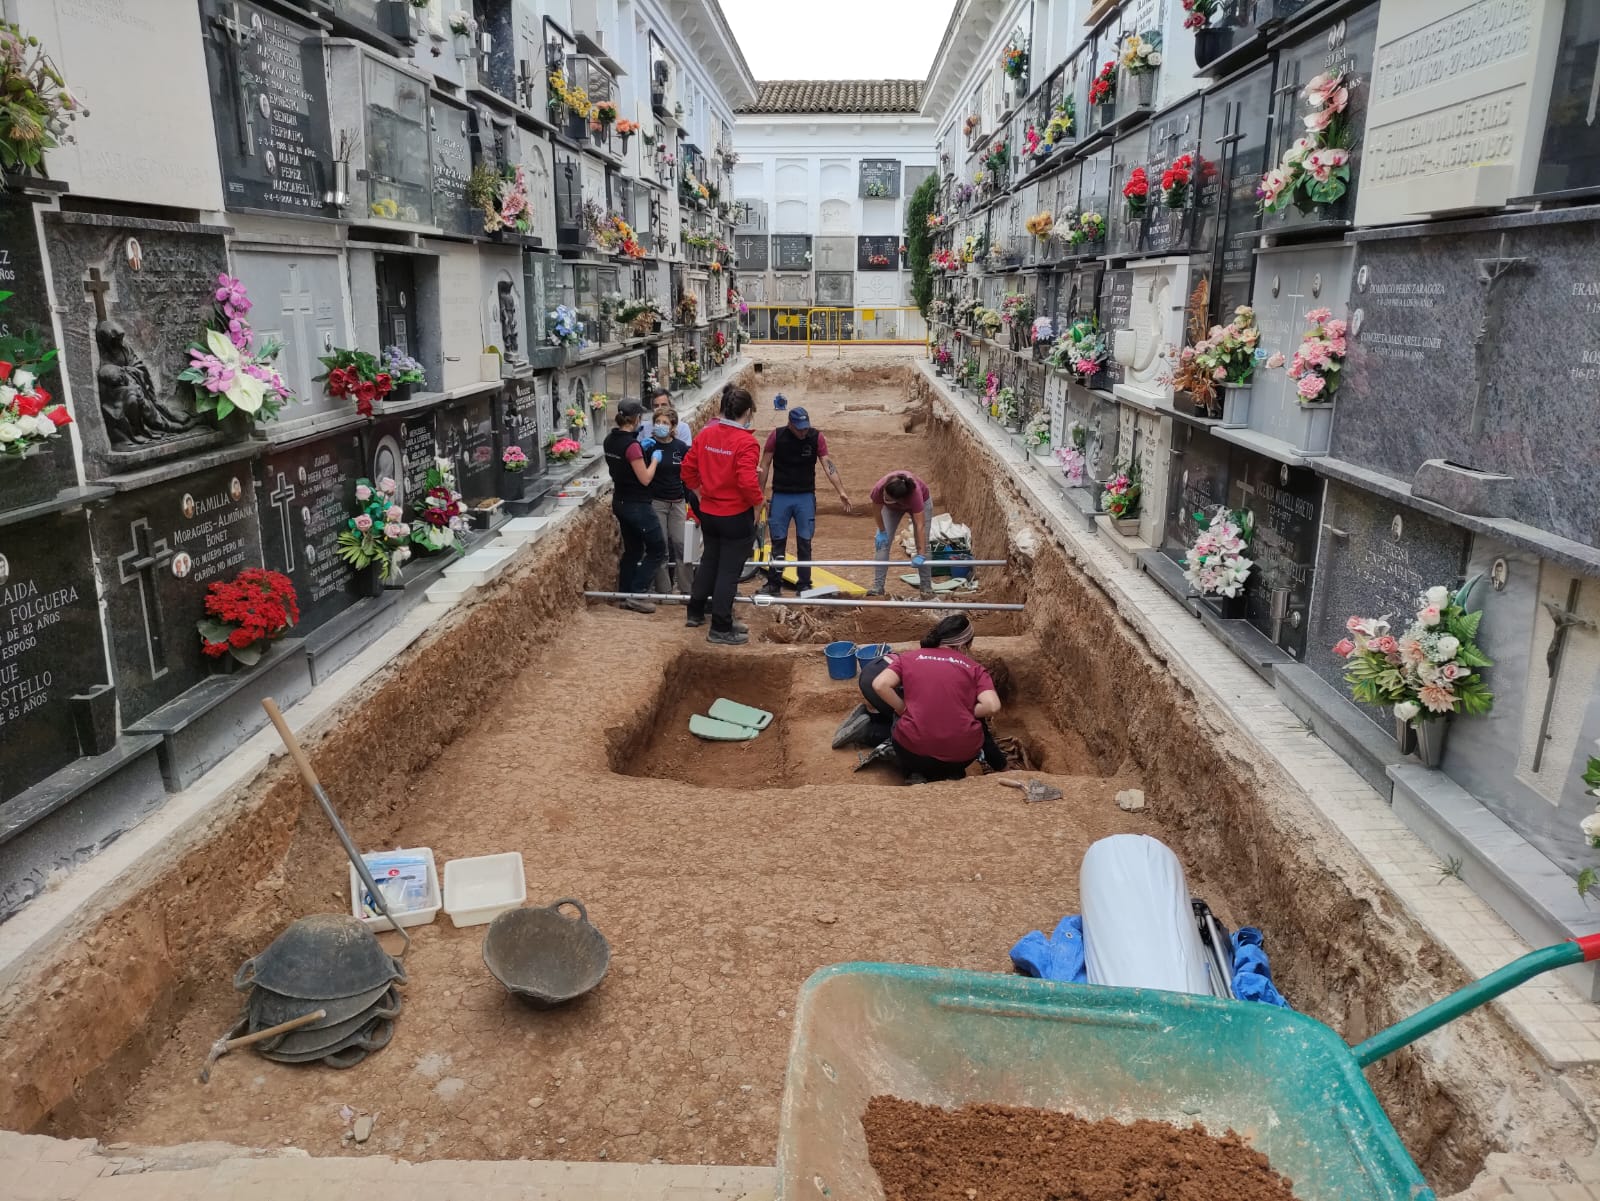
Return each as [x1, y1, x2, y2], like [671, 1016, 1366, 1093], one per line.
[732, 80, 937, 339]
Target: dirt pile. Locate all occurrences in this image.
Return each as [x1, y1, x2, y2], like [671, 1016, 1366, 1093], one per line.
[863, 1097, 1302, 1201]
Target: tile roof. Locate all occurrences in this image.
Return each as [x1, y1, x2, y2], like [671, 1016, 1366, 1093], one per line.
[737, 79, 924, 115]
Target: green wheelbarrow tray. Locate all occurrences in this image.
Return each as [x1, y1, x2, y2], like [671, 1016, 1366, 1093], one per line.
[776, 936, 1600, 1201]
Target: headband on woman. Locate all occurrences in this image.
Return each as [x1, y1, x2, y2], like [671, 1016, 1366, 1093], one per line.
[940, 620, 975, 648]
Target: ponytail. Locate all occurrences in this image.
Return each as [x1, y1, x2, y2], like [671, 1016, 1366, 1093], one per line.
[920, 612, 974, 649]
[720, 384, 754, 421]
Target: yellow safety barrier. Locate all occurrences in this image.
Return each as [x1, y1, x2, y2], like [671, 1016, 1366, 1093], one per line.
[738, 304, 928, 356]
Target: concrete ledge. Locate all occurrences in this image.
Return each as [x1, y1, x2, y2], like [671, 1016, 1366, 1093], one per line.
[1276, 664, 1407, 801]
[1195, 605, 1291, 683]
[1136, 549, 1201, 616]
[1389, 762, 1600, 1004]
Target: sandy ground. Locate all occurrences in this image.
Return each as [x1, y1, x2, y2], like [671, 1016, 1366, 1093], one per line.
[94, 362, 1207, 1165]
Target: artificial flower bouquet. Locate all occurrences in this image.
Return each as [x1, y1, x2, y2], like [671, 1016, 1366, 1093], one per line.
[466, 163, 532, 235]
[382, 345, 426, 387]
[975, 307, 1003, 337]
[1000, 293, 1034, 327]
[1336, 583, 1494, 726]
[1121, 32, 1163, 74]
[1182, 0, 1220, 30]
[179, 274, 292, 423]
[410, 461, 468, 554]
[1001, 36, 1029, 81]
[0, 23, 83, 176]
[1025, 411, 1051, 450]
[1123, 166, 1151, 217]
[1044, 98, 1075, 146]
[336, 476, 412, 580]
[1258, 72, 1354, 214]
[548, 304, 586, 347]
[1066, 211, 1105, 247]
[196, 567, 299, 666]
[993, 385, 1019, 425]
[1182, 506, 1254, 598]
[314, 348, 393, 417]
[564, 404, 588, 431]
[1031, 316, 1054, 347]
[1161, 154, 1194, 208]
[1266, 307, 1347, 403]
[1173, 305, 1262, 410]
[1052, 319, 1107, 381]
[1089, 60, 1117, 106]
[1024, 210, 1055, 239]
[0, 322, 69, 457]
[1100, 462, 1141, 520]
[502, 446, 529, 473]
[547, 435, 583, 462]
[1055, 422, 1087, 484]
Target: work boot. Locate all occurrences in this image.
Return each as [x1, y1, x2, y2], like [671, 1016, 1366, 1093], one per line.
[621, 597, 656, 614]
[707, 627, 749, 646]
[759, 578, 783, 597]
[685, 613, 704, 627]
[832, 704, 874, 750]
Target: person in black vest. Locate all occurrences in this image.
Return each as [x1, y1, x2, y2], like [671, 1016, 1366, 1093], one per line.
[758, 405, 851, 596]
[603, 399, 666, 614]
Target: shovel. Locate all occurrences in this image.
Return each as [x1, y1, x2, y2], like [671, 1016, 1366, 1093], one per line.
[261, 698, 412, 954]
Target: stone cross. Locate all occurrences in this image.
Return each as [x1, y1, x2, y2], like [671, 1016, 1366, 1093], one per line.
[1533, 580, 1597, 771]
[83, 267, 111, 321]
[210, 1, 259, 156]
[116, 519, 174, 679]
[268, 472, 298, 574]
[277, 263, 316, 395]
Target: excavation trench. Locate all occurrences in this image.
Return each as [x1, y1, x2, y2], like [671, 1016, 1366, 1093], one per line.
[0, 357, 1585, 1188]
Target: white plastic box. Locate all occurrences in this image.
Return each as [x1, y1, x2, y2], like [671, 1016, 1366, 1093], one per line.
[442, 852, 527, 928]
[349, 846, 440, 931]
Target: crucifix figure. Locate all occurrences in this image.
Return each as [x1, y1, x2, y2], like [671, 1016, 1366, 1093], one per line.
[1533, 579, 1596, 771]
[210, 1, 259, 157]
[268, 471, 298, 574]
[1468, 234, 1529, 438]
[116, 519, 174, 679]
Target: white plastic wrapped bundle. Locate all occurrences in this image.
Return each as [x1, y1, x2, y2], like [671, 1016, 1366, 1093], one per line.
[1080, 834, 1213, 996]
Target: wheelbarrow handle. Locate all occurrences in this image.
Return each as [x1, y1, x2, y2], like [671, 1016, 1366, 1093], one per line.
[1350, 933, 1600, 1068]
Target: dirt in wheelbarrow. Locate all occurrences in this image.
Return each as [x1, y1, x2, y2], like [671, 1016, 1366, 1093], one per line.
[863, 1097, 1303, 1201]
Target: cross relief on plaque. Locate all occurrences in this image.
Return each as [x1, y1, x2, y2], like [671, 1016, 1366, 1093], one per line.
[116, 518, 174, 679]
[268, 471, 298, 573]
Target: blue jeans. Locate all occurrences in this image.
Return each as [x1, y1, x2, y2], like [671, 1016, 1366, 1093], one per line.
[767, 491, 817, 590]
[614, 500, 666, 594]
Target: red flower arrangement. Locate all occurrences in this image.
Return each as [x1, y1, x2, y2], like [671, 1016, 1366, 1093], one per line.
[196, 567, 300, 666]
[314, 348, 394, 417]
[1123, 166, 1150, 216]
[1161, 153, 1193, 207]
[1089, 60, 1117, 107]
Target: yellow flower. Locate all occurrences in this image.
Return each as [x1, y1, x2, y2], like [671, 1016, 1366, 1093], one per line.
[369, 197, 399, 219]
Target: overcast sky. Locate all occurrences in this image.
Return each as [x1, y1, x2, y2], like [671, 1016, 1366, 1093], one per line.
[719, 0, 955, 80]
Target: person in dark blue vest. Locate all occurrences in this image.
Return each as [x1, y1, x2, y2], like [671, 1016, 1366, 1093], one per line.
[757, 405, 851, 596]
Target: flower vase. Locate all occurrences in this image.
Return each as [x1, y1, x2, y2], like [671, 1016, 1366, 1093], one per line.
[389, 381, 414, 405]
[1194, 28, 1227, 69]
[1219, 382, 1251, 427]
[1097, 100, 1117, 132]
[1210, 592, 1248, 620]
[358, 565, 385, 598]
[208, 651, 242, 676]
[1112, 516, 1141, 537]
[384, 558, 407, 590]
[1135, 72, 1156, 108]
[1393, 714, 1417, 756]
[1415, 719, 1448, 768]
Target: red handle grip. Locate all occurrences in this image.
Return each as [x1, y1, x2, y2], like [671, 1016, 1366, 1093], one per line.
[1570, 933, 1600, 962]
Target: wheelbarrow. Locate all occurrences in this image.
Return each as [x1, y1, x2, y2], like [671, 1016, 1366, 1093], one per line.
[776, 935, 1600, 1201]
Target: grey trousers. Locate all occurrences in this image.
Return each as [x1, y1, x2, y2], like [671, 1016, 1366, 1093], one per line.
[872, 496, 934, 593]
[652, 497, 691, 593]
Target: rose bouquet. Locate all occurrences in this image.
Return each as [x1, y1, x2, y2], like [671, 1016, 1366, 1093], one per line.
[1051, 319, 1107, 380]
[314, 348, 393, 417]
[1024, 210, 1054, 239]
[1267, 307, 1347, 403]
[1336, 584, 1494, 726]
[564, 404, 587, 431]
[934, 345, 953, 372]
[1161, 153, 1194, 208]
[1000, 293, 1034, 327]
[410, 461, 468, 553]
[1100, 463, 1141, 520]
[502, 446, 529, 473]
[1123, 166, 1150, 217]
[196, 567, 299, 666]
[1066, 210, 1105, 247]
[1182, 506, 1254, 597]
[1022, 125, 1043, 158]
[1121, 32, 1163, 74]
[547, 435, 583, 462]
[466, 163, 532, 235]
[0, 348, 70, 458]
[179, 274, 292, 423]
[335, 477, 412, 580]
[1089, 60, 1117, 107]
[1258, 72, 1354, 214]
[1173, 305, 1262, 410]
[1182, 0, 1220, 30]
[548, 304, 586, 347]
[1055, 422, 1088, 484]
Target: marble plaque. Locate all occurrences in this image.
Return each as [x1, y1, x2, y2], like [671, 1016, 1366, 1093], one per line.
[773, 236, 813, 271]
[88, 464, 265, 724]
[430, 95, 476, 238]
[255, 431, 363, 631]
[481, 245, 526, 365]
[1230, 452, 1323, 658]
[1249, 241, 1353, 452]
[1098, 269, 1134, 387]
[15, 0, 223, 208]
[435, 241, 482, 391]
[1358, 0, 1564, 224]
[1306, 479, 1472, 707]
[0, 511, 108, 801]
[1164, 421, 1232, 553]
[817, 272, 852, 307]
[1143, 96, 1204, 257]
[1338, 208, 1600, 546]
[501, 377, 543, 481]
[364, 414, 439, 510]
[1201, 63, 1273, 294]
[517, 130, 556, 249]
[859, 159, 901, 199]
[232, 248, 350, 424]
[436, 394, 497, 501]
[814, 237, 854, 272]
[736, 235, 769, 272]
[1114, 258, 1190, 403]
[201, 0, 334, 218]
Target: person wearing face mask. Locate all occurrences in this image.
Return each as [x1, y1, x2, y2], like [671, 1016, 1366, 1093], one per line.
[639, 386, 693, 446]
[644, 406, 694, 594]
[680, 384, 762, 645]
[603, 400, 667, 614]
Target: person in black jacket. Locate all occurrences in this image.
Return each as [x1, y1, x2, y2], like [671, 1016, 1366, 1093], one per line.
[643, 406, 693, 593]
[603, 400, 666, 613]
[758, 405, 851, 596]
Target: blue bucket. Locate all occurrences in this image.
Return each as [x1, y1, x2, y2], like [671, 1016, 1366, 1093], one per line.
[825, 641, 858, 680]
[856, 643, 888, 666]
[774, 393, 788, 411]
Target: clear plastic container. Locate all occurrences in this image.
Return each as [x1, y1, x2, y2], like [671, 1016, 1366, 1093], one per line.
[349, 846, 440, 931]
[442, 852, 528, 928]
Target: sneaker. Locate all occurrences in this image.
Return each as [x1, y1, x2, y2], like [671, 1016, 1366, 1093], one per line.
[865, 587, 886, 598]
[707, 627, 749, 646]
[759, 579, 783, 597]
[731, 619, 750, 634]
[685, 612, 705, 627]
[854, 739, 898, 772]
[621, 597, 656, 614]
[832, 704, 874, 750]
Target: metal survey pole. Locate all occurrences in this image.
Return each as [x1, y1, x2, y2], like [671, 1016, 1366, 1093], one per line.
[583, 590, 1025, 612]
[742, 559, 1009, 568]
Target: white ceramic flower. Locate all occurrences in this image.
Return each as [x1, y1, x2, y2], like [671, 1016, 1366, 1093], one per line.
[1582, 811, 1600, 847]
[1435, 635, 1460, 660]
[1146, 51, 1162, 66]
[0, 423, 18, 442]
[203, 328, 267, 415]
[13, 369, 34, 390]
[1393, 701, 1420, 722]
[1425, 585, 1450, 607]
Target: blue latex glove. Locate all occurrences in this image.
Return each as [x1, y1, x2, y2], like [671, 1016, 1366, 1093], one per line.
[650, 449, 662, 464]
[873, 531, 890, 551]
[640, 438, 656, 452]
[912, 554, 926, 567]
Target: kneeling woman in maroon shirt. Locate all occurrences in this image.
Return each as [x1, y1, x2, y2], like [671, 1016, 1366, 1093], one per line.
[855, 613, 1005, 783]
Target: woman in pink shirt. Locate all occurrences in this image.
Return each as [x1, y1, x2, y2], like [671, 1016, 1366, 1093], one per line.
[868, 471, 934, 596]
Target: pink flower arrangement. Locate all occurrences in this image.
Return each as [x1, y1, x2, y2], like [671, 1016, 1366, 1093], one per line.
[1279, 307, 1347, 404]
[1336, 585, 1494, 727]
[1182, 506, 1254, 598]
[1259, 71, 1355, 215]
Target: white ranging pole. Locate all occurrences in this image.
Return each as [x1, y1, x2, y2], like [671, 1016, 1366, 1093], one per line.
[583, 591, 1026, 611]
[742, 559, 1009, 568]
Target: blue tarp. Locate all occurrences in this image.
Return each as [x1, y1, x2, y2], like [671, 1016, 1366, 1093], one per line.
[1011, 916, 1291, 1009]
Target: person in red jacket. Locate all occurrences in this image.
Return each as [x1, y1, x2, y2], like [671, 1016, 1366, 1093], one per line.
[681, 384, 762, 645]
